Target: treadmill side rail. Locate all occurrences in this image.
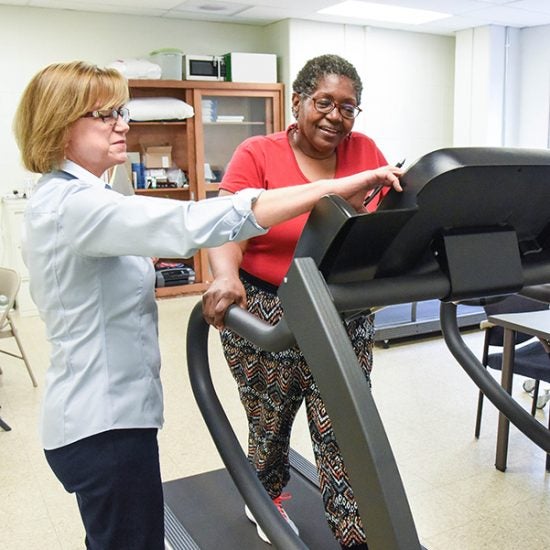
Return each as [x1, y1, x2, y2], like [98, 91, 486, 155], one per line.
[186, 303, 308, 550]
[279, 257, 422, 550]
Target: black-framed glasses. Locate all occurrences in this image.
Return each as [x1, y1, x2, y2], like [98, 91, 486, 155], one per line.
[303, 94, 361, 120]
[82, 107, 130, 124]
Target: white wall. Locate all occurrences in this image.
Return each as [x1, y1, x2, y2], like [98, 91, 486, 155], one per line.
[0, 5, 268, 195]
[454, 26, 510, 146]
[453, 24, 550, 150]
[260, 19, 291, 104]
[0, 6, 457, 196]
[361, 27, 455, 165]
[273, 19, 550, 161]
[502, 27, 521, 146]
[284, 20, 366, 124]
[279, 20, 456, 166]
[517, 25, 550, 148]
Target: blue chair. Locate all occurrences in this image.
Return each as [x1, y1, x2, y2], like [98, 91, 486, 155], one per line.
[474, 294, 550, 471]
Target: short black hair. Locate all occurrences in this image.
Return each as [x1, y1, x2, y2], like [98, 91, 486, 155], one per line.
[292, 54, 363, 103]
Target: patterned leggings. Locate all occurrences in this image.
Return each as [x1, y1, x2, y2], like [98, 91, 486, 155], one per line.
[220, 279, 374, 547]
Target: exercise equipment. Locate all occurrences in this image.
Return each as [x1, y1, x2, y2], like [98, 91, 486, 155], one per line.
[373, 299, 485, 346]
[167, 147, 550, 549]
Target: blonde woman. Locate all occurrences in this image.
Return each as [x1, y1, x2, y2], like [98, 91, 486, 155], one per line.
[13, 60, 402, 550]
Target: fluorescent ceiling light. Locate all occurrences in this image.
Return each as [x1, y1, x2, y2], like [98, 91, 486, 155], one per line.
[318, 1, 451, 25]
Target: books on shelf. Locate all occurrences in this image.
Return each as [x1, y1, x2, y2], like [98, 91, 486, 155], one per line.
[216, 115, 245, 123]
[201, 99, 217, 122]
[201, 99, 245, 123]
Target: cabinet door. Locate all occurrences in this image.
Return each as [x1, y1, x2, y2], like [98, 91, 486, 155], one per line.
[124, 81, 283, 295]
[126, 82, 205, 295]
[193, 87, 284, 199]
[126, 84, 197, 201]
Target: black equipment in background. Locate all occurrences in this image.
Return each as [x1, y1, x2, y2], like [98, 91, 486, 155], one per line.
[155, 266, 196, 288]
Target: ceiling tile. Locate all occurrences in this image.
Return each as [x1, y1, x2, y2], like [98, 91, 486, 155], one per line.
[468, 4, 550, 25]
[8, 0, 550, 35]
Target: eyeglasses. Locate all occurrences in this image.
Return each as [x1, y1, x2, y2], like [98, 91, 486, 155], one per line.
[82, 107, 130, 124]
[303, 94, 362, 120]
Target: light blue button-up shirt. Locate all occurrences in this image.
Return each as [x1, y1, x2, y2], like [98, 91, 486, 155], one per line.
[23, 160, 267, 450]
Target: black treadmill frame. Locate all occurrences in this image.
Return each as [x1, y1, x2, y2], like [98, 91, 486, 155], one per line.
[185, 147, 550, 550]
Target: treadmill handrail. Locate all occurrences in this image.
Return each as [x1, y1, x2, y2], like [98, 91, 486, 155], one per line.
[225, 277, 550, 332]
[225, 305, 295, 352]
[223, 278, 550, 456]
[186, 302, 308, 550]
[220, 273, 451, 353]
[520, 284, 550, 305]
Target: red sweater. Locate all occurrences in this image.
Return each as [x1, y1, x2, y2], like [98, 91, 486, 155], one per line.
[220, 126, 388, 286]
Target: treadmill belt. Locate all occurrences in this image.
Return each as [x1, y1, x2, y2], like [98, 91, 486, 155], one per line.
[163, 461, 339, 549]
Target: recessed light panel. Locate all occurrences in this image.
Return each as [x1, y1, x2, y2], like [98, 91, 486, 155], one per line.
[318, 1, 451, 25]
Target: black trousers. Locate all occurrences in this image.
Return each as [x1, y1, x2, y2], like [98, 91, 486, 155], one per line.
[45, 428, 164, 550]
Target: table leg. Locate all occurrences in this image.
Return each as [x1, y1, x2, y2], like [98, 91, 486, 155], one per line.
[495, 328, 515, 471]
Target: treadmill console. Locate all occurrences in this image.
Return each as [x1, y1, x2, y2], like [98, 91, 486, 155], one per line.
[295, 147, 550, 300]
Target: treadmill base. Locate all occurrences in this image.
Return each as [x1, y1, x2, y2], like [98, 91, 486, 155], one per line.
[163, 451, 339, 549]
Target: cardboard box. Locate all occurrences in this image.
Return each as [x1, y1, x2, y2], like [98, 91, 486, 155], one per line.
[224, 52, 277, 83]
[144, 146, 172, 169]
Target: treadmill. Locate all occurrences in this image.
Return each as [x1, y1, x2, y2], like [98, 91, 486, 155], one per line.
[165, 147, 550, 549]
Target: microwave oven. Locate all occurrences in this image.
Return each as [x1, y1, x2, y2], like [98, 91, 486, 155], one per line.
[183, 55, 225, 81]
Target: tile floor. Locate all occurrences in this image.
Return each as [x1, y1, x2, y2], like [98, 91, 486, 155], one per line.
[1, 295, 549, 549]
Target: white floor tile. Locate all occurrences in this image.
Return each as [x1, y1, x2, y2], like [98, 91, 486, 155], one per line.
[1, 297, 549, 549]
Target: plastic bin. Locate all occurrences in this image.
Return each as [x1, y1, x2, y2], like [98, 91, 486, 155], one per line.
[150, 48, 183, 80]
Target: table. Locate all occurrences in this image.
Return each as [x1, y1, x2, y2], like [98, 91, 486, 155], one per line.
[487, 309, 550, 471]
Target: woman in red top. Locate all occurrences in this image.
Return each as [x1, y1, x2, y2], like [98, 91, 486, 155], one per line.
[203, 54, 395, 550]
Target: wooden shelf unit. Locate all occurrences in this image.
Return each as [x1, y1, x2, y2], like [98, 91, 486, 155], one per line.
[127, 79, 284, 297]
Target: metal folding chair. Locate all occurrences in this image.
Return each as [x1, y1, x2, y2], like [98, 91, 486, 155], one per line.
[0, 267, 37, 387]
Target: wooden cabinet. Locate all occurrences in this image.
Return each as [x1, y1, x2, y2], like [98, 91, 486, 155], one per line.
[127, 80, 285, 297]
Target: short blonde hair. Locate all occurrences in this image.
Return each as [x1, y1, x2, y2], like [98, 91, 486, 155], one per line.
[13, 61, 129, 174]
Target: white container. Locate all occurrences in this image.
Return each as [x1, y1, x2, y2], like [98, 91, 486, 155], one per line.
[224, 52, 277, 83]
[150, 48, 183, 80]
